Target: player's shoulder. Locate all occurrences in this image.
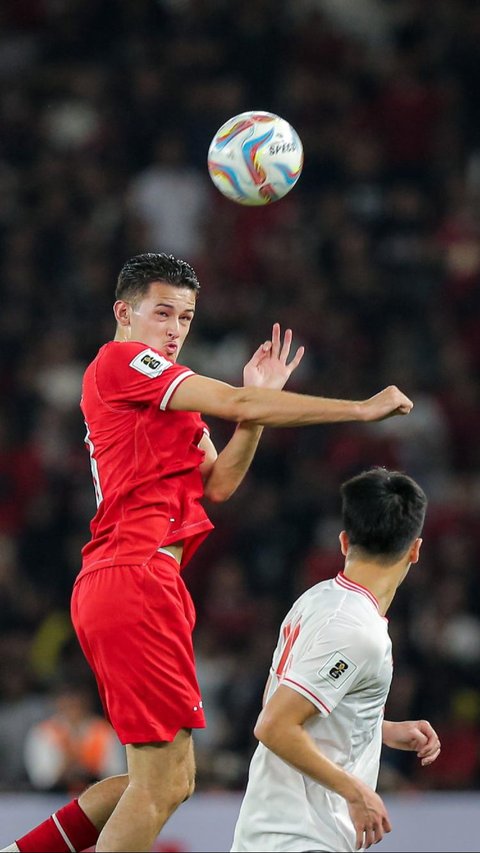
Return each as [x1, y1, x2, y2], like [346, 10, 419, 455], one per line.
[300, 575, 385, 638]
[100, 340, 164, 363]
[295, 575, 339, 610]
[97, 341, 186, 379]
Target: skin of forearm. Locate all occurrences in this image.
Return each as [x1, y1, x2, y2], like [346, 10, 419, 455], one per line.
[203, 422, 264, 502]
[381, 719, 415, 751]
[170, 376, 373, 425]
[256, 722, 362, 802]
[231, 386, 363, 427]
[382, 720, 393, 745]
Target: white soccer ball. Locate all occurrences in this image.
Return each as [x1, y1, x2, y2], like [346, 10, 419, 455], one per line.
[207, 110, 304, 206]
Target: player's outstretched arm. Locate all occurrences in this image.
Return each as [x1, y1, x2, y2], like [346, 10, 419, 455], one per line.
[169, 372, 413, 427]
[255, 685, 392, 850]
[200, 323, 304, 502]
[382, 719, 441, 767]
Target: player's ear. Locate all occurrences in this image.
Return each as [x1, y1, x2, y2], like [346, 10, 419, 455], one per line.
[113, 300, 131, 327]
[339, 530, 349, 557]
[409, 537, 422, 564]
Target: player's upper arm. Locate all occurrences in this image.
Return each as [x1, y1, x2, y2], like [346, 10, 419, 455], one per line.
[254, 684, 318, 743]
[168, 373, 245, 421]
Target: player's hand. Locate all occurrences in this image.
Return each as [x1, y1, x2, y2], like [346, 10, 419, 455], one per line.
[359, 385, 413, 422]
[346, 780, 392, 850]
[382, 719, 441, 767]
[243, 323, 305, 390]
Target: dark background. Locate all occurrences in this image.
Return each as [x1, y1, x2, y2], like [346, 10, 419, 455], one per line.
[0, 0, 479, 794]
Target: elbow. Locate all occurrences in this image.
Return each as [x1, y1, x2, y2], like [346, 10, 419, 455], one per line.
[253, 719, 266, 744]
[204, 487, 232, 504]
[253, 712, 277, 748]
[202, 473, 235, 503]
[221, 388, 260, 424]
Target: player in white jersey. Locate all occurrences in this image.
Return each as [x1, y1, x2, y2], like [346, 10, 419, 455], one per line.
[231, 467, 441, 853]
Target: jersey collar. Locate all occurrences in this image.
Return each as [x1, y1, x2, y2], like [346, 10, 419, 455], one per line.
[335, 571, 380, 612]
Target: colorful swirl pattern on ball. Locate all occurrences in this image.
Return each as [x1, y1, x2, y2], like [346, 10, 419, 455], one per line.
[259, 183, 278, 203]
[207, 161, 247, 199]
[213, 118, 254, 151]
[273, 162, 303, 185]
[241, 127, 275, 187]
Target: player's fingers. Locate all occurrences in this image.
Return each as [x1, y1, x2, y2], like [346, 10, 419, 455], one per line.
[383, 814, 392, 834]
[413, 731, 428, 750]
[279, 327, 292, 362]
[355, 827, 364, 850]
[417, 725, 440, 756]
[419, 740, 441, 759]
[417, 719, 436, 733]
[421, 747, 441, 766]
[271, 322, 281, 357]
[288, 345, 305, 371]
[247, 341, 271, 366]
[418, 739, 437, 757]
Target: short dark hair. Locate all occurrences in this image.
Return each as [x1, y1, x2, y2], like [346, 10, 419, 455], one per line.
[340, 467, 427, 560]
[115, 252, 200, 303]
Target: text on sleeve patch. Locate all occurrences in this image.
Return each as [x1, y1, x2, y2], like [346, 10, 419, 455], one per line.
[129, 349, 173, 378]
[318, 652, 358, 689]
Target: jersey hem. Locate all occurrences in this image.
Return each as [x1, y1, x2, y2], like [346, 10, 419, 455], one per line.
[77, 519, 214, 583]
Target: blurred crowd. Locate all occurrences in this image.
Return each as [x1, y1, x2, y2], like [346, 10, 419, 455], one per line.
[0, 0, 480, 795]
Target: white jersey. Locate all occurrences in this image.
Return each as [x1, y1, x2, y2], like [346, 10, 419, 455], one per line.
[231, 572, 393, 853]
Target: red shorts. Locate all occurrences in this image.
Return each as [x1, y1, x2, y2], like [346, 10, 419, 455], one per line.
[70, 552, 206, 744]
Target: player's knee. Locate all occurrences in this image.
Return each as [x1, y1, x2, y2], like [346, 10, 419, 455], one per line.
[168, 767, 195, 808]
[109, 773, 129, 799]
[140, 761, 193, 815]
[183, 774, 195, 802]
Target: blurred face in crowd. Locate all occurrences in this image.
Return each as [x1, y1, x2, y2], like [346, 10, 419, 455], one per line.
[114, 281, 196, 361]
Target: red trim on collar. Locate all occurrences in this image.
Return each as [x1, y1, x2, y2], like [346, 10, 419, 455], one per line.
[335, 572, 379, 611]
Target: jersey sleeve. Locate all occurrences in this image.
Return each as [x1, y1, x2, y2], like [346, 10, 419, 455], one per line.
[281, 619, 380, 717]
[96, 342, 195, 409]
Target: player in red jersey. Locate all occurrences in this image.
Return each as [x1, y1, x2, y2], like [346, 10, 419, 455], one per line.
[2, 253, 414, 853]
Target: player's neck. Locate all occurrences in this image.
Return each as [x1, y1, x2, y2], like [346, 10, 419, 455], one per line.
[114, 326, 129, 342]
[342, 559, 409, 617]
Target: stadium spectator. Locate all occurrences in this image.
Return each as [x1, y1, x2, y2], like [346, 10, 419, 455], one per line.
[23, 680, 126, 795]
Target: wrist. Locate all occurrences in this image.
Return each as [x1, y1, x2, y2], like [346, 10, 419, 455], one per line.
[353, 400, 366, 422]
[382, 720, 393, 744]
[332, 768, 362, 802]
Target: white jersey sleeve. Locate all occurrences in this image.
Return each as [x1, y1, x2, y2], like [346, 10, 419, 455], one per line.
[273, 612, 384, 717]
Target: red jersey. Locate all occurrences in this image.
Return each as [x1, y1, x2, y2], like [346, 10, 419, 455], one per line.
[78, 340, 214, 577]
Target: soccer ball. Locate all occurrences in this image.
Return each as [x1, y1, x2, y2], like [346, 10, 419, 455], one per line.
[207, 110, 303, 206]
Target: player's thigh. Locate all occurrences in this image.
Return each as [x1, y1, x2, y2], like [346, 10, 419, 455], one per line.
[126, 728, 195, 799]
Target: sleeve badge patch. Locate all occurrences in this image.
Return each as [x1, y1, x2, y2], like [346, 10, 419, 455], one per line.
[129, 349, 173, 378]
[318, 652, 357, 689]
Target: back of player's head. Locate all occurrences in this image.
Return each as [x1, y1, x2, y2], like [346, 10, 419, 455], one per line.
[116, 252, 200, 304]
[340, 467, 427, 560]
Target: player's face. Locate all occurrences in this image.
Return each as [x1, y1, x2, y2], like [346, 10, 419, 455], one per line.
[129, 282, 196, 361]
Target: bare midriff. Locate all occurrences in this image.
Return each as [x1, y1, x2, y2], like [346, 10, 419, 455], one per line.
[159, 540, 184, 563]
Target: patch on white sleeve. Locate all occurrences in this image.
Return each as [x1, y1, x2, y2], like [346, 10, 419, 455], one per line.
[129, 349, 173, 378]
[318, 652, 357, 689]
